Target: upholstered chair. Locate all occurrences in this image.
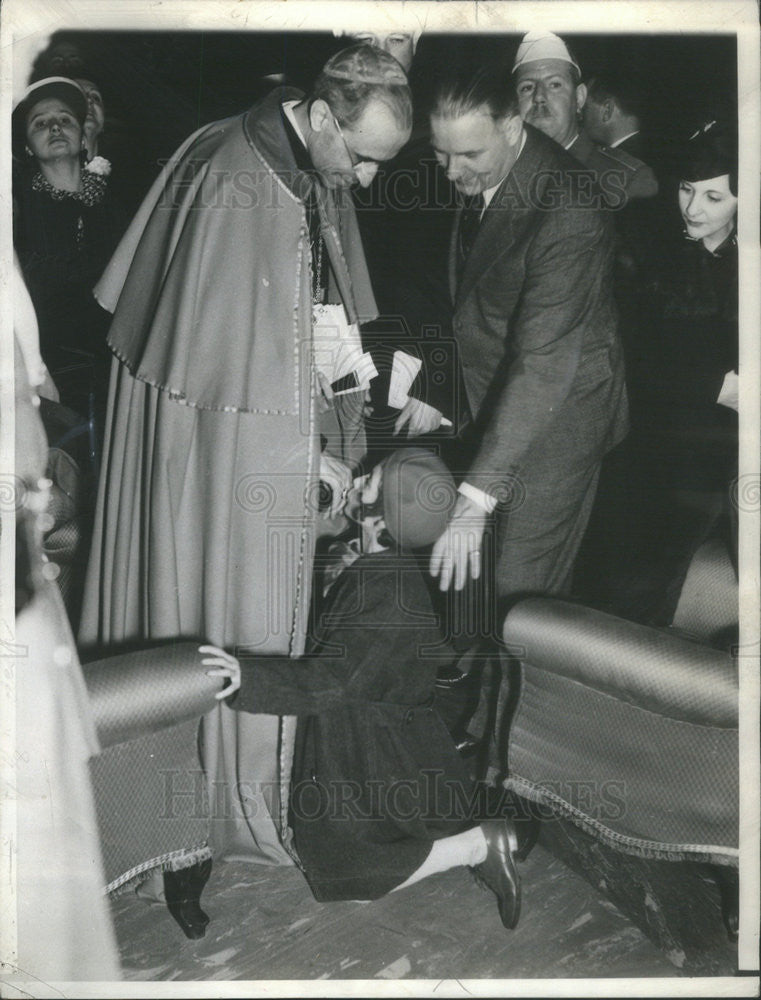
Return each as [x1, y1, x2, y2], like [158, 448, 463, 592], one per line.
[498, 535, 739, 963]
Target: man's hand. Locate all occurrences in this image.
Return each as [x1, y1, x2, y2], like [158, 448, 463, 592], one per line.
[199, 645, 241, 700]
[394, 397, 443, 436]
[320, 452, 354, 518]
[430, 493, 487, 591]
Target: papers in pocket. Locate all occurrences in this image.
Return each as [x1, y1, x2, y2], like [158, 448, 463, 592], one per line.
[312, 303, 377, 395]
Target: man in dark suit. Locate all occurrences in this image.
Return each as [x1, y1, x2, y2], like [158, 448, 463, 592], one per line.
[579, 67, 664, 269]
[428, 66, 629, 602]
[582, 70, 654, 165]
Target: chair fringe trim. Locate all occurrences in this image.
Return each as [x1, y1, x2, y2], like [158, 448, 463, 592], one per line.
[505, 776, 739, 868]
[104, 844, 213, 897]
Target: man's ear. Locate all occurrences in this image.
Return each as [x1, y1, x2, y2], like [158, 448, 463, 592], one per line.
[501, 112, 524, 146]
[309, 99, 332, 133]
[602, 98, 615, 124]
[575, 82, 588, 114]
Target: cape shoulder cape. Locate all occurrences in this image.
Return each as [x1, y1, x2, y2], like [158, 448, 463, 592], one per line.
[95, 88, 377, 414]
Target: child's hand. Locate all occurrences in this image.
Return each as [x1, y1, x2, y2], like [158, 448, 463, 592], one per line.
[199, 645, 241, 700]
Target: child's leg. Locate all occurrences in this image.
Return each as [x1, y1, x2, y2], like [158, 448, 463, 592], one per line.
[390, 821, 522, 930]
[390, 825, 487, 891]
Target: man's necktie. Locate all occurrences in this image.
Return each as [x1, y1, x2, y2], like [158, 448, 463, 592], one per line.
[457, 192, 485, 279]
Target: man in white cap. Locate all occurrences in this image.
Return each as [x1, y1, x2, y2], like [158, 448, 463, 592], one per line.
[513, 31, 657, 205]
[513, 30, 585, 149]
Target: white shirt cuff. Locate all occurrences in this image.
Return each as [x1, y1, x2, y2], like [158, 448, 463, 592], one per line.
[458, 482, 497, 513]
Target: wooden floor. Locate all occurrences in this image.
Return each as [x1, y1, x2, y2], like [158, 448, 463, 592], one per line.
[111, 842, 694, 984]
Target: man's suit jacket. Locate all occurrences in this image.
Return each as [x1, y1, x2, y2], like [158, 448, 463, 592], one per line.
[615, 131, 645, 161]
[449, 124, 629, 499]
[571, 130, 658, 204]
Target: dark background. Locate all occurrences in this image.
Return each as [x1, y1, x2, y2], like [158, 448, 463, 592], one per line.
[29, 29, 737, 208]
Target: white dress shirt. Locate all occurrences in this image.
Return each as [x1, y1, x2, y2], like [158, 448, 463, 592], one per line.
[610, 129, 640, 149]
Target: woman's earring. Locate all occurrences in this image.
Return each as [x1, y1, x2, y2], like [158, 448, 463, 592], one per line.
[24, 145, 34, 157]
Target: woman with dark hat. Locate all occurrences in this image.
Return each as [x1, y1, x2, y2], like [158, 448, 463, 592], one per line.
[637, 120, 738, 420]
[13, 76, 125, 435]
[616, 118, 739, 624]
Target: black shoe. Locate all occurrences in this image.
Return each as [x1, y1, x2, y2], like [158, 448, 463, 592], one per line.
[163, 862, 212, 939]
[472, 819, 521, 929]
[166, 900, 209, 939]
[475, 787, 540, 861]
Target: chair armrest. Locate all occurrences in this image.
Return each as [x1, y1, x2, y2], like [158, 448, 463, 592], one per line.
[82, 642, 224, 749]
[503, 599, 737, 728]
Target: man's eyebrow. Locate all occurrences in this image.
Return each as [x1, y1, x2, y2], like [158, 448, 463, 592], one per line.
[432, 144, 485, 157]
[520, 73, 564, 83]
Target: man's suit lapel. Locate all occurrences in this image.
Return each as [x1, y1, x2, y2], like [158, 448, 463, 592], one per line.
[453, 127, 544, 308]
[567, 129, 595, 165]
[456, 194, 518, 306]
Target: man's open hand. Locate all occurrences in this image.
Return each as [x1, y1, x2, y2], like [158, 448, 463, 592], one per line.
[429, 493, 487, 591]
